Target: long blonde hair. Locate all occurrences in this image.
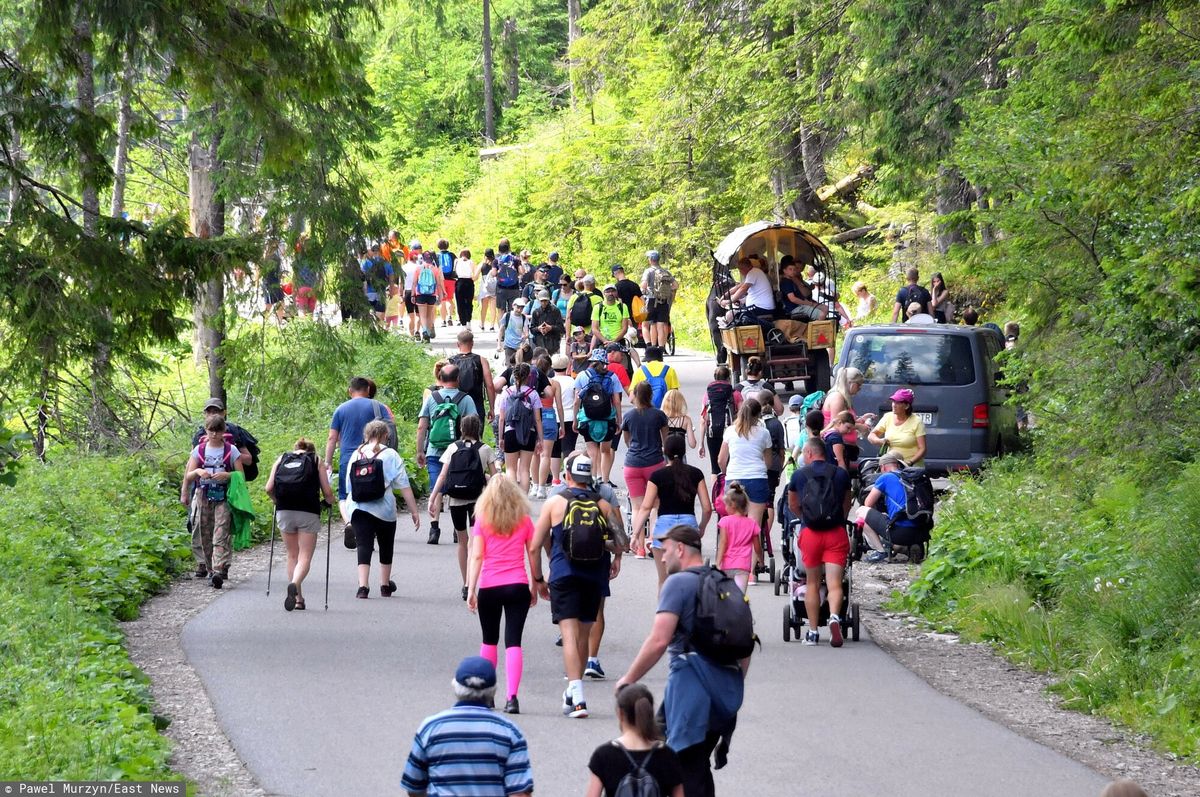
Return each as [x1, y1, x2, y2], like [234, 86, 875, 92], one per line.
[831, 366, 864, 399]
[476, 476, 529, 537]
[661, 389, 688, 420]
[733, 397, 762, 438]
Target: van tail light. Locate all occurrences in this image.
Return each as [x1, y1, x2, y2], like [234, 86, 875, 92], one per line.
[972, 403, 989, 428]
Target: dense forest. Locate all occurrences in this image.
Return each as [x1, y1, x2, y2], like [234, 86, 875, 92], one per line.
[3, 0, 1200, 775]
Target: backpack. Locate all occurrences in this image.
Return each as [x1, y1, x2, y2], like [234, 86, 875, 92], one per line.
[580, 371, 613, 421]
[639, 365, 669, 408]
[496, 260, 519, 289]
[630, 294, 647, 324]
[562, 488, 610, 562]
[686, 565, 759, 665]
[428, 390, 471, 451]
[570, 294, 595, 328]
[444, 441, 486, 500]
[613, 745, 661, 797]
[437, 249, 455, 277]
[194, 424, 260, 481]
[647, 266, 677, 303]
[416, 264, 437, 297]
[273, 451, 319, 511]
[506, 387, 537, 442]
[349, 445, 387, 503]
[898, 467, 935, 526]
[762, 414, 785, 472]
[451, 352, 482, 397]
[705, 381, 734, 432]
[799, 464, 841, 530]
[194, 441, 233, 502]
[901, 284, 932, 316]
[372, 400, 399, 450]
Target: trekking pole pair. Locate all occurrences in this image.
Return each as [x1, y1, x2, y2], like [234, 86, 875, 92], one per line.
[265, 503, 332, 611]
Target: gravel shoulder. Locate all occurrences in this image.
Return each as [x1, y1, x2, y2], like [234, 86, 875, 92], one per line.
[854, 562, 1200, 797]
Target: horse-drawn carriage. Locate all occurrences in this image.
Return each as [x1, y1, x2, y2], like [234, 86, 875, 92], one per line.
[705, 221, 840, 395]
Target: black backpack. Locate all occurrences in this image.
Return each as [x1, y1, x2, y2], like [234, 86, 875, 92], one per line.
[193, 423, 260, 481]
[371, 400, 399, 450]
[451, 352, 482, 396]
[763, 414, 785, 472]
[506, 387, 537, 442]
[562, 488, 610, 563]
[570, 294, 594, 328]
[613, 745, 661, 797]
[349, 445, 387, 502]
[705, 382, 734, 432]
[800, 464, 842, 530]
[273, 451, 319, 511]
[898, 467, 935, 526]
[580, 370, 612, 421]
[444, 441, 486, 500]
[686, 565, 759, 665]
[901, 284, 932, 316]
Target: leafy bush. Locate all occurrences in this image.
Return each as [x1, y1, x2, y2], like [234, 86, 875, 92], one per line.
[901, 457, 1200, 759]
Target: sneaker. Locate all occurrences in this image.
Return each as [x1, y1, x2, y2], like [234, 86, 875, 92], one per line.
[356, 586, 369, 599]
[210, 573, 223, 589]
[528, 485, 539, 498]
[427, 526, 441, 545]
[504, 697, 520, 714]
[555, 635, 563, 647]
[803, 630, 819, 646]
[864, 550, 888, 564]
[461, 585, 468, 601]
[828, 614, 844, 648]
[634, 547, 647, 560]
[568, 701, 589, 718]
[584, 660, 606, 680]
[380, 580, 397, 597]
[284, 582, 298, 612]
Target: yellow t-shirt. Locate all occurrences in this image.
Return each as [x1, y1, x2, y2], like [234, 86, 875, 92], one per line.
[873, 412, 926, 464]
[385, 292, 403, 317]
[630, 361, 680, 392]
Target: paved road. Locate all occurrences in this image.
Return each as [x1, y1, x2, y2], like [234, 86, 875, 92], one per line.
[184, 326, 1108, 796]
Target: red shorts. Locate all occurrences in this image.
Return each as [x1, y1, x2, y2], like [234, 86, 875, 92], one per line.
[295, 286, 316, 312]
[443, 278, 456, 300]
[799, 526, 849, 569]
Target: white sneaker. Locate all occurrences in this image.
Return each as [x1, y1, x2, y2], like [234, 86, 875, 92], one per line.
[528, 486, 539, 498]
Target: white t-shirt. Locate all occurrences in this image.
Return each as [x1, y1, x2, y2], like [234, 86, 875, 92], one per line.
[194, 442, 242, 473]
[345, 444, 410, 521]
[722, 425, 772, 480]
[553, 373, 577, 419]
[438, 441, 493, 506]
[741, 268, 775, 311]
[455, 258, 477, 279]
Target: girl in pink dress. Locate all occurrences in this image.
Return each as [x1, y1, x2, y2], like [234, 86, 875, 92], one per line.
[715, 481, 762, 591]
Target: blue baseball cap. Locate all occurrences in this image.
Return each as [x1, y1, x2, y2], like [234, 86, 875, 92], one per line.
[549, 251, 559, 261]
[454, 656, 497, 689]
[610, 264, 625, 274]
[589, 349, 609, 363]
[646, 250, 660, 262]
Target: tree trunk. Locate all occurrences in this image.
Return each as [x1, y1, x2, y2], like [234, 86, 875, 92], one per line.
[935, 164, 974, 254]
[5, 122, 19, 224]
[482, 0, 495, 141]
[110, 57, 134, 218]
[816, 163, 873, 203]
[74, 11, 98, 237]
[799, 122, 830, 197]
[567, 0, 581, 106]
[189, 123, 227, 405]
[501, 18, 519, 107]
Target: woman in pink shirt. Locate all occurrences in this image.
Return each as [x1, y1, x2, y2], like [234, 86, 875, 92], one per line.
[467, 476, 538, 715]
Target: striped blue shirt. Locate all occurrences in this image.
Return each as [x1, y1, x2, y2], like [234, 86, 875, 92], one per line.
[401, 702, 534, 796]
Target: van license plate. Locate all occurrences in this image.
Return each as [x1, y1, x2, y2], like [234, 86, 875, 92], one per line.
[917, 412, 935, 426]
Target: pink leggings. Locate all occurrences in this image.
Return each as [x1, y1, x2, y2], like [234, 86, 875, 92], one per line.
[623, 461, 665, 499]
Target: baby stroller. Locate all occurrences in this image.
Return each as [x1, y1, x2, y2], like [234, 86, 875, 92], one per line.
[782, 522, 861, 643]
[773, 493, 798, 596]
[712, 473, 776, 584]
[852, 457, 932, 564]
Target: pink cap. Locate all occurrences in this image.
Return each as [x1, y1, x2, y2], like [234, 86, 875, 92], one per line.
[889, 388, 915, 404]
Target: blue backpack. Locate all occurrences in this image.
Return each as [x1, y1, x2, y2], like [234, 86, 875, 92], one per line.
[437, 250, 455, 277]
[639, 365, 669, 408]
[416, 264, 437, 297]
[496, 257, 519, 289]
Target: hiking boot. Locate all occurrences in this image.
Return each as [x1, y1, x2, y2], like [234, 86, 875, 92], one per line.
[803, 630, 818, 646]
[584, 659, 606, 680]
[504, 697, 520, 715]
[356, 586, 369, 599]
[427, 525, 441, 545]
[828, 614, 844, 648]
[210, 573, 224, 589]
[380, 580, 397, 597]
[194, 566, 208, 579]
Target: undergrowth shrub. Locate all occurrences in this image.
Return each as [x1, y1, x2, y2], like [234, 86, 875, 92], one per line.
[900, 456, 1200, 759]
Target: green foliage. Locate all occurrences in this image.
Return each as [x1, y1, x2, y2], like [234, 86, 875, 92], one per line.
[901, 458, 1200, 759]
[0, 455, 186, 779]
[0, 408, 31, 487]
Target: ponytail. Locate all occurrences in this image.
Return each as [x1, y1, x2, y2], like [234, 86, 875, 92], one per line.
[617, 683, 662, 742]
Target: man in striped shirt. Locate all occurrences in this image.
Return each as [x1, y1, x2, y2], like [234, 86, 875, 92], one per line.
[402, 656, 534, 797]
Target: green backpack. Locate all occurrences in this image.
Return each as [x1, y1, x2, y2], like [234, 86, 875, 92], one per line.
[428, 391, 471, 450]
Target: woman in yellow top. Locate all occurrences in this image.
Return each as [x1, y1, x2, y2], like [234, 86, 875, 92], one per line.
[868, 388, 926, 466]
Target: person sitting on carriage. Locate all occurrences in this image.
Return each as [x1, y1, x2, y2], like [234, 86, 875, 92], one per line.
[778, 255, 825, 322]
[722, 256, 776, 317]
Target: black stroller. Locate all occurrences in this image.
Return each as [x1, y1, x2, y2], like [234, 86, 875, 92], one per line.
[781, 512, 861, 643]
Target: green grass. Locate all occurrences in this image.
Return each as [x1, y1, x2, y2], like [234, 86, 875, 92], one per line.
[898, 457, 1200, 760]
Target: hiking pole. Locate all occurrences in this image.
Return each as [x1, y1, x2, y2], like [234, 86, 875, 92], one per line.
[324, 505, 332, 611]
[266, 511, 277, 596]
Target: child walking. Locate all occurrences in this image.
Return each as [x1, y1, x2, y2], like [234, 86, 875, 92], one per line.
[181, 415, 244, 589]
[585, 684, 684, 797]
[715, 481, 762, 591]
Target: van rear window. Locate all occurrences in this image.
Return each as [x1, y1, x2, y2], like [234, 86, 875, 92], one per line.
[844, 333, 976, 386]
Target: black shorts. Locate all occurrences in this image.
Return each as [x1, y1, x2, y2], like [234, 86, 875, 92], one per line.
[647, 300, 671, 324]
[550, 575, 604, 623]
[264, 286, 285, 305]
[449, 503, 475, 532]
[580, 418, 618, 444]
[403, 291, 416, 314]
[767, 470, 781, 497]
[369, 298, 386, 314]
[503, 428, 538, 453]
[413, 293, 437, 306]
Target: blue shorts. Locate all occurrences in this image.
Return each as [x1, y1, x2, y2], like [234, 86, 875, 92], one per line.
[427, 456, 444, 495]
[541, 409, 559, 441]
[731, 477, 771, 504]
[652, 514, 698, 550]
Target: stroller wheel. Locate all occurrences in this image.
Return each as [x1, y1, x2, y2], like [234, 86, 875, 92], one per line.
[773, 569, 782, 597]
[850, 602, 861, 641]
[783, 604, 792, 642]
[768, 556, 777, 585]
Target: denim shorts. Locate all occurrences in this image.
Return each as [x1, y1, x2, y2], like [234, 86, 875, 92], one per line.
[541, 409, 559, 441]
[651, 513, 698, 550]
[731, 477, 771, 505]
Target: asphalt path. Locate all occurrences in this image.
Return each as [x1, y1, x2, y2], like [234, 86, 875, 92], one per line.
[183, 324, 1108, 796]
